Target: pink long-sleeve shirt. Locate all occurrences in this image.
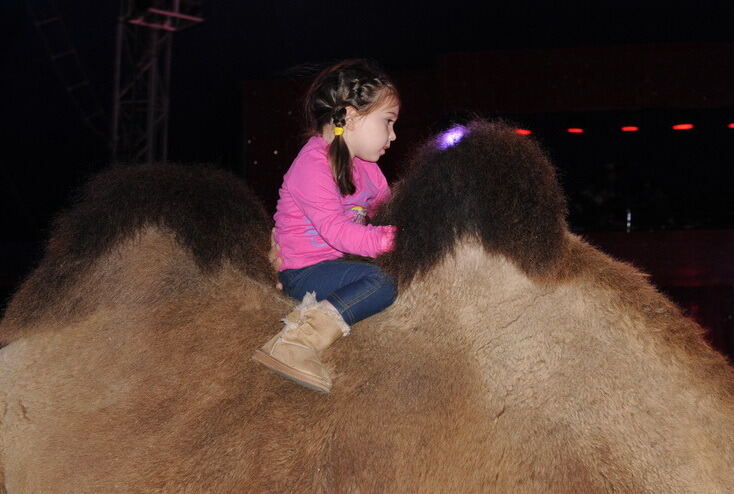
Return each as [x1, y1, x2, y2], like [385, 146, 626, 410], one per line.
[273, 136, 395, 271]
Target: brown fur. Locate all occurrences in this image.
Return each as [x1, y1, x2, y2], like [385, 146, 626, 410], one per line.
[375, 119, 568, 286]
[0, 123, 732, 492]
[0, 164, 273, 342]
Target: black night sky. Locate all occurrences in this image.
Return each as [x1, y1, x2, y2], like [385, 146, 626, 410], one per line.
[2, 1, 734, 344]
[4, 2, 734, 209]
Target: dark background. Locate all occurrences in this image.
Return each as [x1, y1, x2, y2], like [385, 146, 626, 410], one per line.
[1, 1, 733, 355]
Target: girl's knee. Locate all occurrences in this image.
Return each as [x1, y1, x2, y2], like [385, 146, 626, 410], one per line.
[357, 265, 397, 309]
[384, 274, 397, 303]
[373, 270, 397, 307]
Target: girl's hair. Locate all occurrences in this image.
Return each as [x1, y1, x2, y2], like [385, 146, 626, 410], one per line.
[304, 60, 398, 196]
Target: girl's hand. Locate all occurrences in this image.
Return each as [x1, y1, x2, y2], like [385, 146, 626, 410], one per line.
[268, 229, 283, 291]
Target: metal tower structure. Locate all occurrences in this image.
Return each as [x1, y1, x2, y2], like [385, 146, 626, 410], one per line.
[111, 0, 203, 164]
[26, 0, 108, 143]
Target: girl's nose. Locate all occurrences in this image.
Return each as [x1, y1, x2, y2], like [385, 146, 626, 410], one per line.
[389, 128, 397, 141]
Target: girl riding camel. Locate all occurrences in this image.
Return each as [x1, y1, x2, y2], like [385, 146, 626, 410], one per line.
[252, 60, 399, 392]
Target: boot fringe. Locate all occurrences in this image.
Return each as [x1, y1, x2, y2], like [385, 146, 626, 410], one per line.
[283, 292, 351, 337]
[293, 291, 319, 312]
[281, 291, 319, 333]
[314, 300, 351, 337]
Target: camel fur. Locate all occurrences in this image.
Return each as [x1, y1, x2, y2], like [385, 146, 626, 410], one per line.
[0, 121, 732, 493]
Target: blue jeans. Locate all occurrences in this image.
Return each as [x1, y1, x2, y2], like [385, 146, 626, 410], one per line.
[279, 259, 397, 325]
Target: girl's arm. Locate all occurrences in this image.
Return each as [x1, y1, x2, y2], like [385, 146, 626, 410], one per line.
[286, 158, 394, 257]
[365, 173, 391, 219]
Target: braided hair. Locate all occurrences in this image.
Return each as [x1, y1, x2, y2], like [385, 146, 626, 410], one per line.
[304, 60, 398, 196]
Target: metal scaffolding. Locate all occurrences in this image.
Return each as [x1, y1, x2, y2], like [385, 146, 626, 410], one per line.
[26, 0, 108, 143]
[111, 0, 203, 164]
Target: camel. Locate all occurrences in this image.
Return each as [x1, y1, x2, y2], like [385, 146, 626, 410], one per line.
[0, 121, 732, 493]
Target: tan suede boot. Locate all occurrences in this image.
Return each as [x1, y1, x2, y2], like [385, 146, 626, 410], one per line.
[252, 293, 350, 392]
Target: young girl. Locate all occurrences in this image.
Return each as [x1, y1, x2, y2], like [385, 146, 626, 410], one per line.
[252, 60, 399, 393]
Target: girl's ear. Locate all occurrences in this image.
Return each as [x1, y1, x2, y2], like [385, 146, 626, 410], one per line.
[345, 106, 359, 128]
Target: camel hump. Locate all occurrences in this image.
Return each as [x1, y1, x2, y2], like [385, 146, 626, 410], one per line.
[0, 164, 273, 341]
[378, 120, 569, 286]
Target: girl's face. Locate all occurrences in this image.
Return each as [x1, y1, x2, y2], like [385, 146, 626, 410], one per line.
[344, 97, 399, 163]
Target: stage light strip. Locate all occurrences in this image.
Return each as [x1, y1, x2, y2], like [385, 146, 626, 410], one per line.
[509, 122, 732, 135]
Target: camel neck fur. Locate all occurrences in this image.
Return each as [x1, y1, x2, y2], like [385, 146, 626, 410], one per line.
[384, 238, 545, 336]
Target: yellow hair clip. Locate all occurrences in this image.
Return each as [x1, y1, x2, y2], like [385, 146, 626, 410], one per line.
[333, 126, 344, 136]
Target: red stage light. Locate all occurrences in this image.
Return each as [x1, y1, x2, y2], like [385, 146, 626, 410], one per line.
[728, 123, 734, 129]
[621, 126, 639, 132]
[514, 128, 532, 135]
[567, 128, 584, 134]
[672, 123, 694, 130]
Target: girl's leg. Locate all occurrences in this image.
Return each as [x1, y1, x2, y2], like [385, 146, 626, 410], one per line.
[279, 259, 397, 325]
[254, 259, 396, 393]
[252, 291, 347, 392]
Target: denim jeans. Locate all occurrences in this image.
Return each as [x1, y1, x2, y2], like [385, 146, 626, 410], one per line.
[279, 259, 397, 325]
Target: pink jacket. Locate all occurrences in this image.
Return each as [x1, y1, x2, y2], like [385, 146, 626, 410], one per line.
[273, 136, 395, 271]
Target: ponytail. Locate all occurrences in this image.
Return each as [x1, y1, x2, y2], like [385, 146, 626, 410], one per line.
[328, 107, 355, 195]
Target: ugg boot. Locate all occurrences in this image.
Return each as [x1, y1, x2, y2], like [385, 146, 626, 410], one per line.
[252, 293, 350, 392]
